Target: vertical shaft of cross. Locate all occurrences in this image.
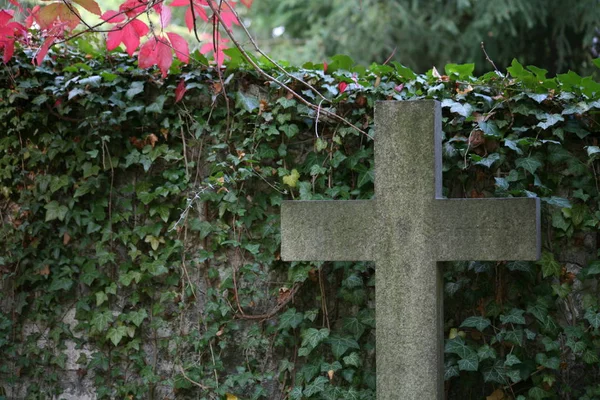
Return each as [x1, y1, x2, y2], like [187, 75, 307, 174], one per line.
[375, 101, 444, 399]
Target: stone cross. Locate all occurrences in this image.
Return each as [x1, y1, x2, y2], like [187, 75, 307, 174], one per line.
[280, 100, 541, 400]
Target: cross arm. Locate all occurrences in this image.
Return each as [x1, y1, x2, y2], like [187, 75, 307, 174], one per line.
[432, 198, 541, 261]
[280, 200, 376, 261]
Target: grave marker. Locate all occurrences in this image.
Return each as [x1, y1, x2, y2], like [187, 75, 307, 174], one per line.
[281, 100, 540, 399]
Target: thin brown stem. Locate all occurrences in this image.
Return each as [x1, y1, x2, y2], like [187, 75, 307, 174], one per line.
[221, 0, 329, 103]
[205, 1, 372, 140]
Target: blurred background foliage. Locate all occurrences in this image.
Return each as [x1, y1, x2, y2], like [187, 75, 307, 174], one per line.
[2, 0, 600, 78]
[247, 0, 600, 75]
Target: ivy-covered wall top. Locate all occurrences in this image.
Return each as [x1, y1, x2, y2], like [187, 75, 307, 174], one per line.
[1, 47, 600, 400]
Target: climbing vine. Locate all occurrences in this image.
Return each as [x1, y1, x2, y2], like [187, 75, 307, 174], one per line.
[0, 44, 600, 400]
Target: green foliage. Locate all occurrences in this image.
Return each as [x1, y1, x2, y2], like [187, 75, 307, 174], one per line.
[0, 45, 600, 400]
[249, 0, 600, 75]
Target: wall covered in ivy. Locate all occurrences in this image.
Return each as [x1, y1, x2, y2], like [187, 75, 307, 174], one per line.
[1, 48, 600, 400]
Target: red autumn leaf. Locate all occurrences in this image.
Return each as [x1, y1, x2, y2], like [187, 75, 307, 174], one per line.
[72, 0, 102, 16]
[159, 5, 172, 28]
[218, 2, 240, 28]
[100, 10, 125, 23]
[25, 5, 40, 28]
[35, 36, 55, 65]
[106, 18, 149, 56]
[0, 9, 26, 63]
[240, 0, 253, 7]
[200, 31, 229, 67]
[170, 0, 208, 31]
[394, 83, 404, 92]
[167, 31, 189, 63]
[119, 0, 147, 18]
[138, 37, 173, 77]
[323, 61, 328, 73]
[338, 81, 348, 93]
[175, 79, 186, 103]
[8, 0, 23, 12]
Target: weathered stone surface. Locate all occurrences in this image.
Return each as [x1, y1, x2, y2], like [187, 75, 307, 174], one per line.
[281, 201, 375, 261]
[281, 100, 541, 400]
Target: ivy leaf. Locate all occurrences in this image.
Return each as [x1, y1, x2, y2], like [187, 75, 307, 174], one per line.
[48, 277, 73, 292]
[515, 157, 542, 174]
[504, 329, 524, 346]
[474, 153, 500, 168]
[445, 337, 475, 359]
[91, 310, 113, 332]
[343, 317, 366, 340]
[460, 316, 491, 331]
[441, 99, 473, 117]
[126, 81, 145, 99]
[478, 121, 501, 138]
[301, 328, 329, 349]
[527, 302, 549, 321]
[328, 335, 360, 359]
[444, 364, 459, 380]
[538, 251, 561, 278]
[303, 376, 328, 397]
[477, 344, 496, 361]
[236, 91, 259, 112]
[288, 387, 303, 400]
[457, 352, 479, 371]
[96, 291, 108, 306]
[45, 201, 68, 222]
[107, 325, 128, 346]
[542, 196, 571, 208]
[504, 138, 523, 154]
[445, 63, 475, 79]
[504, 354, 521, 366]
[281, 124, 299, 138]
[500, 308, 526, 325]
[483, 361, 508, 383]
[343, 352, 361, 367]
[506, 261, 532, 272]
[535, 353, 560, 369]
[536, 114, 564, 130]
[128, 309, 148, 327]
[584, 309, 600, 329]
[278, 308, 304, 330]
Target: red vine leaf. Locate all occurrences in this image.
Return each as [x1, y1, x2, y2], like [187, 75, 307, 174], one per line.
[138, 37, 173, 77]
[338, 81, 348, 93]
[167, 32, 189, 63]
[240, 0, 253, 8]
[170, 0, 208, 31]
[35, 36, 55, 65]
[175, 79, 186, 102]
[0, 9, 26, 63]
[106, 19, 149, 56]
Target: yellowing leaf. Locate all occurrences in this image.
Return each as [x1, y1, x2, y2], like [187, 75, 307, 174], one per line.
[72, 0, 102, 15]
[283, 169, 300, 188]
[449, 328, 458, 339]
[486, 389, 506, 400]
[225, 394, 238, 400]
[327, 369, 334, 380]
